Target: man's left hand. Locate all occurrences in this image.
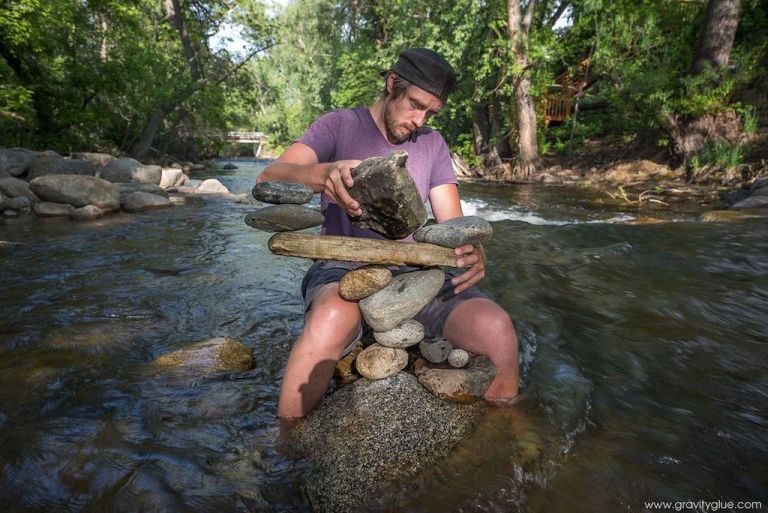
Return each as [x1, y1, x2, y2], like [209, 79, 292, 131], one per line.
[450, 243, 486, 294]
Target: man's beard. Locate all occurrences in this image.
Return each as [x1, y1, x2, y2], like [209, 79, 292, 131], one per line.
[383, 97, 412, 143]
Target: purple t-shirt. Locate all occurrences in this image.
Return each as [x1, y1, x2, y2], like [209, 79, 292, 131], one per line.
[297, 107, 457, 241]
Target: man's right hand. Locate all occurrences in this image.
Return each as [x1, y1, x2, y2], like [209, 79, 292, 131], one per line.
[324, 160, 363, 217]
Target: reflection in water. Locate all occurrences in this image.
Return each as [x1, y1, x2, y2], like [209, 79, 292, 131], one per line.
[0, 160, 766, 511]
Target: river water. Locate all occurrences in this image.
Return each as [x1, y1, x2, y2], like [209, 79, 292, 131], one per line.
[1, 159, 766, 512]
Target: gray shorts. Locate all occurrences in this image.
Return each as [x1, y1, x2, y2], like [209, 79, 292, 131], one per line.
[301, 260, 488, 343]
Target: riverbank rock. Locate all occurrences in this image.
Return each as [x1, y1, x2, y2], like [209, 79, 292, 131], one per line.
[700, 210, 764, 222]
[373, 319, 425, 349]
[731, 195, 768, 210]
[252, 181, 314, 204]
[420, 336, 453, 363]
[154, 336, 254, 372]
[122, 191, 174, 212]
[222, 163, 238, 170]
[355, 343, 408, 379]
[0, 177, 39, 202]
[101, 158, 162, 184]
[413, 216, 493, 248]
[28, 156, 97, 179]
[71, 152, 114, 168]
[1, 196, 31, 211]
[294, 372, 484, 513]
[72, 205, 105, 221]
[33, 201, 74, 217]
[29, 175, 120, 210]
[0, 148, 38, 176]
[338, 265, 392, 300]
[348, 151, 427, 239]
[160, 168, 186, 188]
[114, 182, 169, 198]
[245, 205, 324, 232]
[197, 178, 229, 194]
[359, 268, 444, 332]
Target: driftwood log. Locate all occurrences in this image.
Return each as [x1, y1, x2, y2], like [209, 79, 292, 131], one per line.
[268, 233, 459, 268]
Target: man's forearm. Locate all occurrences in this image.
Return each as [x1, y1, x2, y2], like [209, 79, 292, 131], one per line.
[257, 161, 331, 192]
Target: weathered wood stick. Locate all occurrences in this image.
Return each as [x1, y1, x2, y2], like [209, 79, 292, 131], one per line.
[268, 233, 459, 268]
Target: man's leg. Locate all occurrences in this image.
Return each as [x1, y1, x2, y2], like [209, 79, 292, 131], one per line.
[443, 298, 519, 401]
[277, 282, 361, 418]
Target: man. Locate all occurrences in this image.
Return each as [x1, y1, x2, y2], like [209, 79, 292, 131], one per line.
[258, 48, 519, 419]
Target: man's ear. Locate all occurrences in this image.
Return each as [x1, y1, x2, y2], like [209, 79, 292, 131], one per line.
[386, 73, 396, 95]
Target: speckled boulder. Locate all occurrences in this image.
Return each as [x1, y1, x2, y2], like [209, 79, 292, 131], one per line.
[338, 265, 392, 300]
[0, 177, 39, 202]
[154, 336, 254, 372]
[245, 205, 324, 232]
[28, 156, 97, 179]
[348, 151, 427, 239]
[29, 175, 120, 210]
[99, 158, 161, 184]
[413, 216, 493, 248]
[0, 148, 38, 176]
[252, 181, 314, 204]
[121, 191, 173, 212]
[294, 372, 484, 513]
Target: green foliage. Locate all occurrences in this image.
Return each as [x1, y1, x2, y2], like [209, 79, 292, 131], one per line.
[691, 141, 744, 170]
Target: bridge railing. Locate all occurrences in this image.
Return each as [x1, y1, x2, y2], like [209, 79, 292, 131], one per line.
[227, 131, 268, 141]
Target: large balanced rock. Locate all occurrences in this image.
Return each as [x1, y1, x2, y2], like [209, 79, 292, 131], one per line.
[338, 265, 392, 300]
[121, 191, 173, 212]
[245, 205, 324, 232]
[0, 148, 38, 176]
[294, 372, 484, 513]
[100, 158, 162, 184]
[29, 175, 120, 210]
[28, 156, 97, 179]
[359, 268, 444, 332]
[355, 343, 408, 379]
[154, 336, 254, 372]
[252, 181, 313, 204]
[348, 151, 427, 239]
[413, 216, 493, 248]
[373, 319, 425, 349]
[0, 177, 39, 202]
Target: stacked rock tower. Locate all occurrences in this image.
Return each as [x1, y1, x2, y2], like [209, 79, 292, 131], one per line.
[246, 151, 496, 402]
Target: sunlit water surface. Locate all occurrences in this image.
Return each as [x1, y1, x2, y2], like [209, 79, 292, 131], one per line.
[1, 159, 766, 512]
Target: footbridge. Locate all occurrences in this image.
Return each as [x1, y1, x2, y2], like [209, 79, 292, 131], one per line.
[227, 131, 268, 157]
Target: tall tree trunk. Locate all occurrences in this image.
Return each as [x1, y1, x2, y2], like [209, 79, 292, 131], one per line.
[131, 109, 169, 160]
[665, 0, 742, 178]
[507, 0, 541, 181]
[691, 0, 741, 74]
[164, 0, 202, 80]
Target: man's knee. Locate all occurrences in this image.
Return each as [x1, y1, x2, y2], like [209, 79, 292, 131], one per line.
[304, 284, 361, 349]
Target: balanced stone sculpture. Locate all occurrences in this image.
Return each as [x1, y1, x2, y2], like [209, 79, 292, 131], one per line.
[413, 215, 493, 248]
[245, 205, 324, 232]
[348, 151, 427, 239]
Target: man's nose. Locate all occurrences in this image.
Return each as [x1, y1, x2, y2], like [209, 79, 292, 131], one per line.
[412, 111, 427, 129]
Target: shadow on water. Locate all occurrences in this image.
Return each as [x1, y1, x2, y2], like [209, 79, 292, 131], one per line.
[0, 159, 766, 511]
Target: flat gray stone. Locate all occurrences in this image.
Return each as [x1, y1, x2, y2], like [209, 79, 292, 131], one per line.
[373, 319, 425, 349]
[359, 268, 444, 332]
[71, 205, 105, 221]
[29, 174, 120, 210]
[28, 156, 97, 179]
[338, 265, 392, 300]
[348, 151, 427, 239]
[0, 177, 39, 202]
[244, 205, 324, 232]
[420, 337, 453, 363]
[413, 216, 493, 248]
[121, 191, 173, 212]
[252, 181, 314, 204]
[355, 343, 408, 379]
[100, 158, 161, 184]
[33, 201, 74, 217]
